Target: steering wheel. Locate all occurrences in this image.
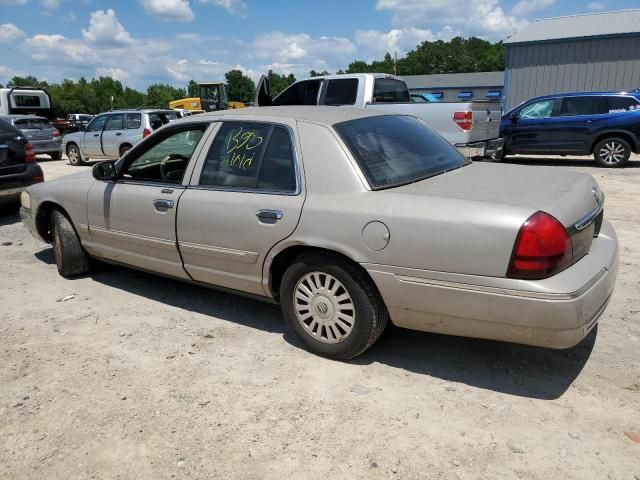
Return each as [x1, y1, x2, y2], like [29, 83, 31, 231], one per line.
[160, 154, 189, 180]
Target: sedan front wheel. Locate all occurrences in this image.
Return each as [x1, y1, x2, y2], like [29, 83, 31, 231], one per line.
[280, 253, 388, 359]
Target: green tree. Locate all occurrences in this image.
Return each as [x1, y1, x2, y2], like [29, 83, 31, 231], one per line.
[187, 79, 199, 97]
[224, 69, 255, 103]
[144, 83, 186, 108]
[309, 70, 330, 77]
[267, 70, 296, 97]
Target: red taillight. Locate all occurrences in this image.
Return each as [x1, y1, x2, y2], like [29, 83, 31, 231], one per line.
[453, 111, 473, 131]
[52, 129, 60, 137]
[31, 175, 44, 183]
[508, 211, 573, 280]
[25, 142, 36, 163]
[143, 128, 151, 138]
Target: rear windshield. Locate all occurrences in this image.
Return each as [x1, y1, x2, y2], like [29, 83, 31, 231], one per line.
[323, 79, 358, 106]
[14, 118, 51, 129]
[373, 78, 410, 103]
[14, 95, 42, 107]
[334, 115, 467, 189]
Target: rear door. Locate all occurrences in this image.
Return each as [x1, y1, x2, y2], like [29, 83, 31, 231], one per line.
[502, 98, 558, 154]
[551, 96, 608, 154]
[101, 113, 125, 157]
[83, 114, 108, 157]
[177, 120, 305, 296]
[0, 120, 26, 178]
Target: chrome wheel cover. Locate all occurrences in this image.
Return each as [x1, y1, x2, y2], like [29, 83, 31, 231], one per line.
[599, 141, 625, 164]
[293, 272, 355, 344]
[67, 146, 79, 163]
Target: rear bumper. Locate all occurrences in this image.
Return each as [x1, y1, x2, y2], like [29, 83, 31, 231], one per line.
[363, 220, 618, 349]
[31, 139, 62, 154]
[455, 138, 504, 159]
[0, 164, 44, 202]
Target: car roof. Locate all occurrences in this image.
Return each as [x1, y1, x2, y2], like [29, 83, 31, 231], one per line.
[0, 114, 49, 121]
[526, 90, 640, 102]
[194, 106, 391, 126]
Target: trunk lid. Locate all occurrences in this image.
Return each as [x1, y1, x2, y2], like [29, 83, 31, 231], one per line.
[14, 118, 55, 141]
[393, 162, 603, 264]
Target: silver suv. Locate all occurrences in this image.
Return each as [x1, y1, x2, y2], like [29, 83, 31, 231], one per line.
[62, 109, 180, 165]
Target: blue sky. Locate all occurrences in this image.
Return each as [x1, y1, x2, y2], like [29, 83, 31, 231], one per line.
[0, 0, 637, 89]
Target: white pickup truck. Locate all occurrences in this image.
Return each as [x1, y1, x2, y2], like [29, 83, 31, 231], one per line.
[254, 73, 503, 159]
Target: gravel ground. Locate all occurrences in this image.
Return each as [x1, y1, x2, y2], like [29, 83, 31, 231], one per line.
[0, 154, 639, 480]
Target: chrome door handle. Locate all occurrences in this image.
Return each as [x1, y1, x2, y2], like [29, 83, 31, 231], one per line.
[256, 209, 284, 221]
[153, 199, 174, 210]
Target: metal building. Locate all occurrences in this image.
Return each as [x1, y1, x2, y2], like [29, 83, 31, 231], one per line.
[504, 9, 640, 110]
[401, 72, 504, 102]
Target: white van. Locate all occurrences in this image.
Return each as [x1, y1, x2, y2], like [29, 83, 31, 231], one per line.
[0, 87, 54, 119]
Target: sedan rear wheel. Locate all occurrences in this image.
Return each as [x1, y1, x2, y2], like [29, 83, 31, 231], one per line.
[66, 144, 84, 166]
[594, 137, 631, 168]
[280, 253, 388, 359]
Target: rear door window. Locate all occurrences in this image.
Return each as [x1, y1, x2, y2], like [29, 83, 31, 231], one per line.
[14, 95, 41, 107]
[559, 96, 607, 116]
[105, 114, 124, 131]
[323, 79, 358, 106]
[606, 96, 639, 112]
[272, 80, 321, 106]
[126, 113, 142, 129]
[373, 78, 410, 103]
[200, 122, 297, 192]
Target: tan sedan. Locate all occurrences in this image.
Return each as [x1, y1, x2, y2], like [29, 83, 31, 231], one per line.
[20, 107, 618, 358]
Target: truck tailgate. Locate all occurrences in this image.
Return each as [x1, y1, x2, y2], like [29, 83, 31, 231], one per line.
[467, 102, 501, 143]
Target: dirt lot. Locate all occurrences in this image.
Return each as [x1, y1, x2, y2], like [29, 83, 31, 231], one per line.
[1, 155, 639, 480]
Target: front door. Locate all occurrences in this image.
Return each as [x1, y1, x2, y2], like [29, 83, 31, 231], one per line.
[86, 123, 210, 278]
[503, 98, 558, 154]
[177, 120, 305, 296]
[83, 114, 108, 157]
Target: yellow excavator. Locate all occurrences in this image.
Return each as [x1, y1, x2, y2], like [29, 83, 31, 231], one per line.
[169, 82, 245, 113]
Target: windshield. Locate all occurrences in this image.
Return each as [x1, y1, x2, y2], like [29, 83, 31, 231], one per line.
[334, 115, 467, 190]
[200, 85, 219, 102]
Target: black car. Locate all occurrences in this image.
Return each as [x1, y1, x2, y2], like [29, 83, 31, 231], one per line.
[0, 118, 44, 206]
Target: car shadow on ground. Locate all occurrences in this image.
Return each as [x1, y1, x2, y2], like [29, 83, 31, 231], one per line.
[34, 247, 595, 400]
[501, 155, 640, 168]
[0, 207, 20, 225]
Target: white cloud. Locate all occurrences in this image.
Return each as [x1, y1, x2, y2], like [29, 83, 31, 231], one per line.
[197, 0, 247, 17]
[0, 0, 27, 4]
[0, 65, 25, 82]
[139, 0, 194, 22]
[165, 57, 257, 82]
[0, 23, 26, 43]
[96, 67, 131, 81]
[82, 9, 133, 47]
[355, 27, 437, 60]
[376, 0, 527, 39]
[588, 2, 605, 10]
[512, 0, 555, 16]
[41, 0, 61, 9]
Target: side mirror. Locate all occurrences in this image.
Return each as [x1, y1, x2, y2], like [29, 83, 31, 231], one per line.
[92, 161, 117, 181]
[509, 112, 520, 122]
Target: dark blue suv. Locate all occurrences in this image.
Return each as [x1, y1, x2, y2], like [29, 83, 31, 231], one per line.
[500, 91, 640, 167]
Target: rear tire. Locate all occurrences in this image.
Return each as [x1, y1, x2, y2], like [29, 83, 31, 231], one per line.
[119, 144, 132, 157]
[280, 253, 388, 359]
[593, 137, 631, 168]
[66, 144, 85, 166]
[50, 152, 62, 160]
[51, 210, 90, 278]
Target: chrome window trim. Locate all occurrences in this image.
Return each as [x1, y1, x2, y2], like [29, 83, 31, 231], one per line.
[194, 120, 302, 196]
[575, 193, 605, 231]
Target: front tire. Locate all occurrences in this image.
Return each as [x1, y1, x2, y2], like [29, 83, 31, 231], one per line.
[66, 144, 85, 166]
[119, 144, 132, 157]
[50, 151, 62, 160]
[280, 253, 388, 359]
[51, 210, 90, 278]
[594, 137, 631, 167]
